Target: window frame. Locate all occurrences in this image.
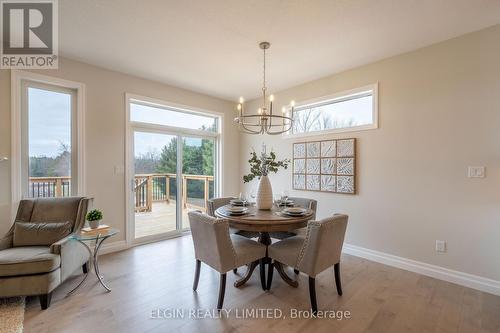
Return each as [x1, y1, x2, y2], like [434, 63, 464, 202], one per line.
[283, 83, 379, 138]
[11, 70, 86, 215]
[124, 93, 224, 245]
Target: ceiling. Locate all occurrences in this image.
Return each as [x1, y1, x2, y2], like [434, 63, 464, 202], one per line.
[59, 0, 500, 101]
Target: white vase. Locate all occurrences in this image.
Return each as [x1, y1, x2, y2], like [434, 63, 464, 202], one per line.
[256, 175, 273, 210]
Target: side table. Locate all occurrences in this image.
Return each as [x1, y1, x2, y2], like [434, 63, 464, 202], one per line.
[67, 228, 119, 294]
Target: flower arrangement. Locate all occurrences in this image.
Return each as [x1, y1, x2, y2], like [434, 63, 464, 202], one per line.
[243, 145, 290, 183]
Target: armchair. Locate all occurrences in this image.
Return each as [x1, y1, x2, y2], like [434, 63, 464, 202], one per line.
[0, 197, 91, 309]
[267, 214, 348, 314]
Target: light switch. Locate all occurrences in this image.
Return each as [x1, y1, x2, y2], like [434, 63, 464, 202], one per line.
[467, 166, 485, 178]
[435, 240, 446, 253]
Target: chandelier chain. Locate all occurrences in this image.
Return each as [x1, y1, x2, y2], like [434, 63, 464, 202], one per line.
[262, 47, 267, 106]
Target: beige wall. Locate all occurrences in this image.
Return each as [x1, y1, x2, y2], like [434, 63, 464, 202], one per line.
[0, 57, 240, 241]
[241, 25, 500, 281]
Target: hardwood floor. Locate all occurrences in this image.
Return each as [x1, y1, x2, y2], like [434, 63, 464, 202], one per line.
[24, 236, 500, 333]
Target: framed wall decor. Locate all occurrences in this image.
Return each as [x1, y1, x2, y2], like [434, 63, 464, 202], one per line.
[292, 138, 356, 194]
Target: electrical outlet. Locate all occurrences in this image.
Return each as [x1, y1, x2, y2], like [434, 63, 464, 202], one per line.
[467, 166, 485, 178]
[435, 240, 446, 253]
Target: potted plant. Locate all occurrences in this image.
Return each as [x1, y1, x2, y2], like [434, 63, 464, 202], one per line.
[86, 209, 103, 229]
[243, 145, 289, 210]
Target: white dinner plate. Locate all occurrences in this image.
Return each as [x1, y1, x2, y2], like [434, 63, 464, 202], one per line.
[225, 206, 248, 214]
[282, 207, 307, 216]
[230, 199, 247, 206]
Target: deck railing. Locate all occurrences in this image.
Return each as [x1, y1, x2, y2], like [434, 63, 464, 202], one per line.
[29, 174, 214, 213]
[28, 176, 71, 198]
[134, 173, 214, 212]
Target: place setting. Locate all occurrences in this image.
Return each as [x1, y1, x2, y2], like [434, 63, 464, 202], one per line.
[229, 193, 252, 207]
[277, 207, 308, 218]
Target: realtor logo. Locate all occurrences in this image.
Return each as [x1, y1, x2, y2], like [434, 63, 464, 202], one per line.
[1, 0, 58, 68]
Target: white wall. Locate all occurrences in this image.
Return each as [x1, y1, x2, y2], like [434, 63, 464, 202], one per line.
[240, 25, 500, 281]
[0, 57, 240, 241]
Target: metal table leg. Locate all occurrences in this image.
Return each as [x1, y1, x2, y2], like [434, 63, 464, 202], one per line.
[93, 234, 112, 292]
[67, 234, 112, 295]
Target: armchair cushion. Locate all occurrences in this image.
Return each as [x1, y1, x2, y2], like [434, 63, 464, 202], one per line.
[231, 234, 267, 267]
[13, 221, 72, 247]
[268, 236, 305, 268]
[0, 246, 60, 277]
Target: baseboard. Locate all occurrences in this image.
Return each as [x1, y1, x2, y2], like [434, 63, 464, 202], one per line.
[100, 240, 128, 255]
[343, 243, 500, 296]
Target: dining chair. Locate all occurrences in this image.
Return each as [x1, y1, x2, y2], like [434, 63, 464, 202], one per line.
[267, 214, 348, 314]
[270, 197, 317, 240]
[188, 211, 266, 310]
[207, 197, 259, 239]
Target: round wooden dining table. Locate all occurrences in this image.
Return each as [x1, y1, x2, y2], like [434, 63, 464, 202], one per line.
[215, 204, 314, 289]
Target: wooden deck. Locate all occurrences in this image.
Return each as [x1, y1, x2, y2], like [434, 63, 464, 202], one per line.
[135, 201, 193, 238]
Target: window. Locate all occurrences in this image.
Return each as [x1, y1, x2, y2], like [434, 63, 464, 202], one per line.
[26, 85, 75, 197]
[12, 70, 85, 203]
[130, 101, 218, 132]
[289, 84, 378, 136]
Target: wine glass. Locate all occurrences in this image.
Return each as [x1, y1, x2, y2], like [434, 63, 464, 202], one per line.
[281, 190, 290, 203]
[273, 194, 282, 207]
[250, 188, 256, 203]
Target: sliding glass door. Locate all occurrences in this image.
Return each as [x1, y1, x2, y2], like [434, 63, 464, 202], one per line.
[181, 136, 216, 229]
[133, 131, 178, 239]
[128, 96, 220, 243]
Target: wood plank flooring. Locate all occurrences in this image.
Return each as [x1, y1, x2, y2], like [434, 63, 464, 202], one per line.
[23, 236, 500, 333]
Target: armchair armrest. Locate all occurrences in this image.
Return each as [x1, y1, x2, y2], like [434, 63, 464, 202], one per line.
[49, 234, 74, 255]
[50, 234, 91, 281]
[0, 235, 13, 250]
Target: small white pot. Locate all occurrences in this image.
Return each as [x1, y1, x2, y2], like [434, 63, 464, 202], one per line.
[88, 219, 101, 229]
[256, 175, 273, 210]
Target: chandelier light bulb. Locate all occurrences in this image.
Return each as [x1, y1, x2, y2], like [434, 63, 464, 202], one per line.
[282, 107, 286, 113]
[239, 97, 244, 104]
[290, 100, 295, 107]
[237, 104, 242, 111]
[257, 108, 262, 114]
[269, 94, 274, 102]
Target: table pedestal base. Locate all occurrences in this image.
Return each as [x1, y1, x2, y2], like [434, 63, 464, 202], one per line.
[233, 232, 298, 289]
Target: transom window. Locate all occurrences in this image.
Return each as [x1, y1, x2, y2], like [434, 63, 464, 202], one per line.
[130, 100, 218, 133]
[289, 84, 378, 136]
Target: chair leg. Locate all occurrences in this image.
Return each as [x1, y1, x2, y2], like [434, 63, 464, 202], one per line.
[217, 273, 227, 310]
[193, 260, 201, 291]
[294, 269, 300, 275]
[259, 259, 267, 291]
[266, 261, 274, 290]
[334, 262, 343, 296]
[82, 262, 89, 274]
[39, 292, 52, 310]
[308, 277, 318, 315]
[233, 268, 238, 274]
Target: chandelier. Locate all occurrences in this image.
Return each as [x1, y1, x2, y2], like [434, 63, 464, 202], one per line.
[234, 42, 295, 135]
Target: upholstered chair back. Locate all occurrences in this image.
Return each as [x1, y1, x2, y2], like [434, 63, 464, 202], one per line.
[206, 197, 234, 217]
[15, 197, 91, 232]
[188, 211, 236, 272]
[296, 214, 348, 277]
[289, 197, 318, 220]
